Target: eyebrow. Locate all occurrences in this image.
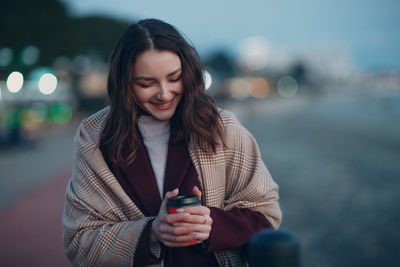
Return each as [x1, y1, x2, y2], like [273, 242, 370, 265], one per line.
[133, 68, 182, 81]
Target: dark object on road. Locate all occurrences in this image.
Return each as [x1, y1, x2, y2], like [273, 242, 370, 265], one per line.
[249, 229, 300, 267]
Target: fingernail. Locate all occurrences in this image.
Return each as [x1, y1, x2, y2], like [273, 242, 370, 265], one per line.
[176, 208, 184, 213]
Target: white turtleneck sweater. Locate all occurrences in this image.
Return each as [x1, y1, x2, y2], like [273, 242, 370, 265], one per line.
[137, 115, 170, 198]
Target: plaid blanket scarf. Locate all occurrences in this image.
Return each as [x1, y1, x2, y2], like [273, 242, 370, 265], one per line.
[62, 107, 281, 266]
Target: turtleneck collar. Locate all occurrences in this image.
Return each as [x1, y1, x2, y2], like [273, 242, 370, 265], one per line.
[137, 115, 170, 141]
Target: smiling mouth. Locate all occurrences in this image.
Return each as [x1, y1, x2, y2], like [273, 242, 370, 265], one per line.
[151, 99, 174, 110]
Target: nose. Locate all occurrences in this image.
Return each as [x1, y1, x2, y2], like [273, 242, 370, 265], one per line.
[156, 83, 173, 101]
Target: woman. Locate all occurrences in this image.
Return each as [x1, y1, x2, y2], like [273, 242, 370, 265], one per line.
[62, 18, 281, 267]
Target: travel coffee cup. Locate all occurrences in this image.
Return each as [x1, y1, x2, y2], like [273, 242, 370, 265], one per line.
[167, 195, 201, 243]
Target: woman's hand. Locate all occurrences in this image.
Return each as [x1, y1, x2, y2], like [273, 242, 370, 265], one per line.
[151, 187, 213, 247]
[151, 188, 199, 247]
[174, 186, 213, 241]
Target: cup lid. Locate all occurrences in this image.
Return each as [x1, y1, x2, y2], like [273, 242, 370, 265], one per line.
[167, 195, 200, 207]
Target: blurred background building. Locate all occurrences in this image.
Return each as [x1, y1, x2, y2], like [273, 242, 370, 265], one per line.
[1, 0, 399, 147]
[0, 0, 399, 266]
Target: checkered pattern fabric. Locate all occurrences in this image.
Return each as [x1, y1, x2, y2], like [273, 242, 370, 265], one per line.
[62, 107, 281, 267]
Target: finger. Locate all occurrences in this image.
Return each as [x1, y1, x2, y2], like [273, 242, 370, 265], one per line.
[178, 205, 210, 216]
[171, 221, 194, 227]
[192, 186, 202, 201]
[163, 230, 210, 243]
[163, 212, 191, 224]
[179, 205, 208, 215]
[161, 188, 179, 209]
[179, 214, 213, 225]
[191, 223, 212, 234]
[191, 232, 211, 242]
[161, 232, 201, 243]
[165, 188, 179, 201]
[171, 221, 211, 229]
[159, 223, 195, 236]
[169, 223, 211, 236]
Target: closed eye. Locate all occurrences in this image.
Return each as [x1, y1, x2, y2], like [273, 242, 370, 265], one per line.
[136, 81, 155, 88]
[169, 75, 182, 82]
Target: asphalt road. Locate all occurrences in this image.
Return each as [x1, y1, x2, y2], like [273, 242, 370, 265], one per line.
[224, 93, 400, 267]
[0, 120, 78, 211]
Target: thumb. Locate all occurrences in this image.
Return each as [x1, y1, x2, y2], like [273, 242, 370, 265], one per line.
[161, 188, 179, 209]
[192, 186, 202, 201]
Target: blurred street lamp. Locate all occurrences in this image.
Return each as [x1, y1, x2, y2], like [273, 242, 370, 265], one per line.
[238, 36, 270, 71]
[21, 45, 40, 66]
[0, 47, 13, 67]
[38, 73, 58, 95]
[277, 75, 298, 97]
[228, 77, 252, 100]
[203, 70, 212, 90]
[250, 78, 270, 99]
[6, 71, 24, 93]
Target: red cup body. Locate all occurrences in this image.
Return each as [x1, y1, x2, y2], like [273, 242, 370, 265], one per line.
[167, 207, 181, 214]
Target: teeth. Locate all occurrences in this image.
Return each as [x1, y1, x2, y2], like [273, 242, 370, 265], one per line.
[152, 101, 172, 107]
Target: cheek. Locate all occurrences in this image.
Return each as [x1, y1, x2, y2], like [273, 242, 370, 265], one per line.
[174, 81, 184, 94]
[133, 87, 153, 103]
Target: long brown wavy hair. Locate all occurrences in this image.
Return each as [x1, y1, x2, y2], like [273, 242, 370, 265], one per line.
[100, 18, 223, 166]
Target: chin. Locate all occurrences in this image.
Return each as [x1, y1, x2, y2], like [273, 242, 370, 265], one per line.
[150, 110, 175, 121]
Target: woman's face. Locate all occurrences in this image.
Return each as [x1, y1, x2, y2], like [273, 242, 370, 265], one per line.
[132, 49, 184, 121]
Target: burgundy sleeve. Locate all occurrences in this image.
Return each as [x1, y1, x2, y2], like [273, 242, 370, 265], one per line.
[205, 207, 273, 252]
[133, 220, 163, 266]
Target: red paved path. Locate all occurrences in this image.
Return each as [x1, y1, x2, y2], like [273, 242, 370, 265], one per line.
[0, 170, 72, 267]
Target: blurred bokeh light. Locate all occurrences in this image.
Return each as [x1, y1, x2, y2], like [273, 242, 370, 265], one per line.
[277, 75, 298, 98]
[21, 46, 40, 66]
[6, 71, 24, 93]
[238, 36, 270, 71]
[249, 78, 270, 99]
[203, 70, 212, 90]
[0, 48, 13, 67]
[52, 103, 73, 124]
[38, 73, 57, 95]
